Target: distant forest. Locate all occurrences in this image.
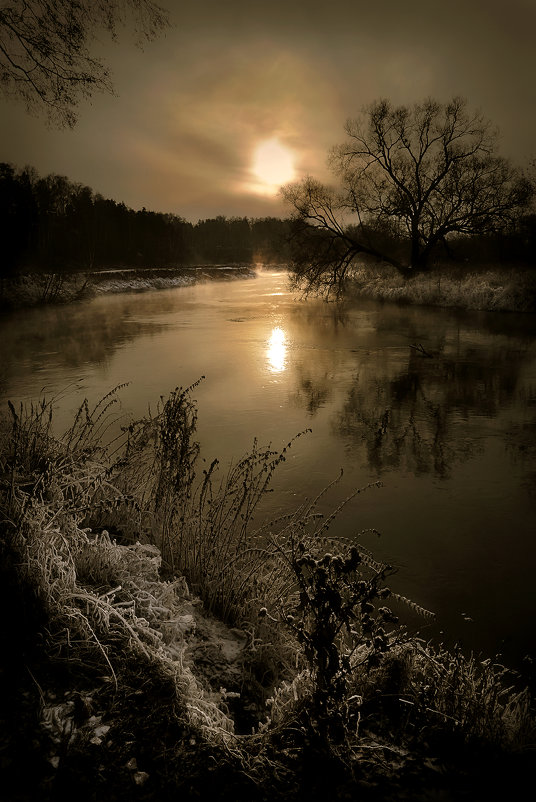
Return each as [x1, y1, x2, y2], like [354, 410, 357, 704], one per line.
[1, 162, 535, 279]
[0, 163, 292, 275]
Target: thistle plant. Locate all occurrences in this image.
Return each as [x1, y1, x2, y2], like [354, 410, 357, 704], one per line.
[262, 535, 399, 745]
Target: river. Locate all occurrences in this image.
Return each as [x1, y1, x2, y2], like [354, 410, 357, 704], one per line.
[2, 268, 535, 671]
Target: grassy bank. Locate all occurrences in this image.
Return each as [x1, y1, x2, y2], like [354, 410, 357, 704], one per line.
[0, 265, 255, 310]
[1, 386, 534, 801]
[345, 262, 536, 313]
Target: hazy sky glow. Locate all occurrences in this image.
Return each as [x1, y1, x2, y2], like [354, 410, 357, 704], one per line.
[1, 0, 535, 221]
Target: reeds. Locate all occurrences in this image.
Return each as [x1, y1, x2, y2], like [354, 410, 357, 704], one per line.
[1, 384, 534, 800]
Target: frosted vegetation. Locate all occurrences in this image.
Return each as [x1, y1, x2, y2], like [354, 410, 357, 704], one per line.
[0, 265, 255, 307]
[343, 262, 536, 313]
[1, 384, 534, 800]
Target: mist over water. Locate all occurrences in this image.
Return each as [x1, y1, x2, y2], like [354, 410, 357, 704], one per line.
[2, 269, 535, 669]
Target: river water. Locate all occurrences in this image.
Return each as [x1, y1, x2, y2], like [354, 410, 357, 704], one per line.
[2, 268, 535, 670]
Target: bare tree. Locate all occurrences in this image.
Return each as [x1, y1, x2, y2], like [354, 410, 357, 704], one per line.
[0, 0, 169, 127]
[283, 97, 532, 294]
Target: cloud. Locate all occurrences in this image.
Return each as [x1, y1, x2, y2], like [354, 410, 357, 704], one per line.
[102, 41, 344, 216]
[0, 0, 534, 220]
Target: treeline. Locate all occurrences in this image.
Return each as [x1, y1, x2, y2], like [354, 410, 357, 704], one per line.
[2, 162, 534, 282]
[0, 163, 292, 275]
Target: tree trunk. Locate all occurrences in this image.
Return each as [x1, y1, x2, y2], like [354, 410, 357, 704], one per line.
[409, 233, 431, 273]
[410, 219, 429, 271]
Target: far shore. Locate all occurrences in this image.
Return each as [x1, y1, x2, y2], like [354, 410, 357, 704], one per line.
[0, 264, 257, 310]
[1, 261, 535, 315]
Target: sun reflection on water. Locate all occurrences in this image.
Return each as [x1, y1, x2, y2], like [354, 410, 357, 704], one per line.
[267, 326, 287, 373]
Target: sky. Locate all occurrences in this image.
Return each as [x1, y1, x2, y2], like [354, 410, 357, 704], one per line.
[1, 0, 535, 222]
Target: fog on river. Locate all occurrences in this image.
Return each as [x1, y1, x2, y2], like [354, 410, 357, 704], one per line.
[1, 269, 536, 670]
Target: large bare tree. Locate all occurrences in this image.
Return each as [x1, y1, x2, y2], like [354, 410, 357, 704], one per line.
[0, 0, 169, 127]
[283, 97, 532, 294]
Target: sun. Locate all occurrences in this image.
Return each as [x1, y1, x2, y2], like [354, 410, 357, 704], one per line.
[252, 138, 295, 193]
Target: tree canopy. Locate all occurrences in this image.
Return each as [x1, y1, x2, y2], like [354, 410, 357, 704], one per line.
[283, 97, 533, 294]
[0, 0, 169, 126]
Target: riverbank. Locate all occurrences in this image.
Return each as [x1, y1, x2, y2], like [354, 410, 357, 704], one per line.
[344, 262, 536, 313]
[0, 265, 256, 309]
[2, 262, 535, 315]
[1, 387, 534, 801]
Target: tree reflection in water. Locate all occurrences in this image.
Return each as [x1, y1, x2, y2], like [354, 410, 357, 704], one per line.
[287, 303, 535, 481]
[336, 341, 533, 478]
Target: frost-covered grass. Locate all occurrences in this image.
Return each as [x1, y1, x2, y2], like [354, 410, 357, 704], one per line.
[0, 265, 255, 308]
[1, 387, 534, 801]
[346, 262, 536, 313]
[91, 272, 195, 295]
